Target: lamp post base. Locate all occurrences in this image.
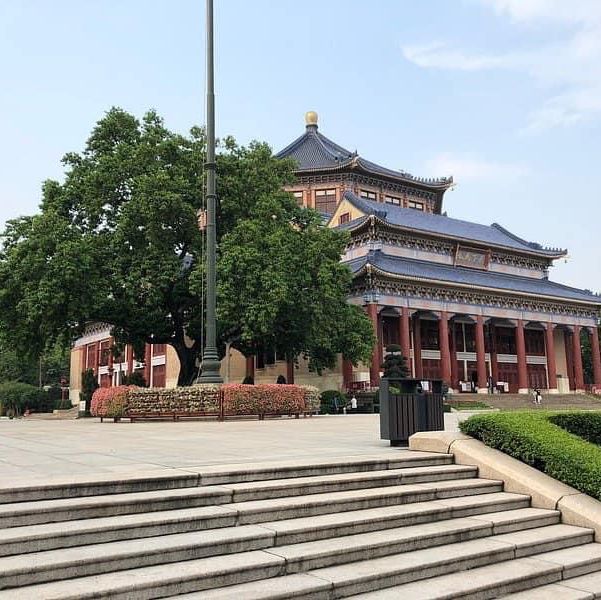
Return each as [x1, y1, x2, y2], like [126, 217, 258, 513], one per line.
[195, 350, 223, 384]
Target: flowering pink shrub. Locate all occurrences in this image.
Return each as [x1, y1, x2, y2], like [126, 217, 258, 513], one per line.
[91, 386, 131, 417]
[222, 384, 307, 415]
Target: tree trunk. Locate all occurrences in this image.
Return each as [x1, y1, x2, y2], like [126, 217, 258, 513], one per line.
[172, 341, 199, 387]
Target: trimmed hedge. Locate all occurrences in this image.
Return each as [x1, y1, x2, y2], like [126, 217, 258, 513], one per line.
[92, 384, 320, 420]
[222, 384, 306, 416]
[549, 412, 601, 446]
[300, 386, 320, 413]
[91, 386, 132, 418]
[460, 411, 601, 501]
[127, 386, 221, 416]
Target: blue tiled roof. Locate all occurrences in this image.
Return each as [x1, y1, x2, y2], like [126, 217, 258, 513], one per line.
[346, 251, 600, 304]
[342, 192, 566, 257]
[276, 125, 451, 190]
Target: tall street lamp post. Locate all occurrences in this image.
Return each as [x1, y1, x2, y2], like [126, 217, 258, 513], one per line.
[197, 0, 223, 383]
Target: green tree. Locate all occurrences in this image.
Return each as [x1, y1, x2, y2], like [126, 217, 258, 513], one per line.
[0, 108, 374, 384]
[0, 335, 68, 387]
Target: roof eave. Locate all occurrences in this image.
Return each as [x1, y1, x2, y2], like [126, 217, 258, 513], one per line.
[367, 216, 566, 260]
[356, 264, 601, 307]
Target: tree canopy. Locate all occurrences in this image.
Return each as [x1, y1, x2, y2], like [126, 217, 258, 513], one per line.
[0, 108, 374, 385]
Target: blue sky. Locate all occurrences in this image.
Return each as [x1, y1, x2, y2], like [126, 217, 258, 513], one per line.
[0, 0, 599, 290]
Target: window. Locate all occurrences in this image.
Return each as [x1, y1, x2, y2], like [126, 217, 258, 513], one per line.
[315, 189, 337, 214]
[420, 320, 439, 350]
[292, 191, 304, 205]
[339, 212, 350, 225]
[408, 200, 424, 211]
[360, 189, 377, 200]
[525, 330, 545, 356]
[86, 344, 97, 370]
[153, 344, 166, 356]
[384, 195, 401, 205]
[99, 341, 111, 367]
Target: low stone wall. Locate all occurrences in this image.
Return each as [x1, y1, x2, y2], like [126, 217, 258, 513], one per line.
[409, 430, 601, 542]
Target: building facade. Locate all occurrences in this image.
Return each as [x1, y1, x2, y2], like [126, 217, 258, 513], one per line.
[69, 323, 181, 404]
[69, 112, 601, 400]
[272, 112, 601, 394]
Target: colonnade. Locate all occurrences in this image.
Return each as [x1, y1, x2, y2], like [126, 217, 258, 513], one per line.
[358, 306, 601, 394]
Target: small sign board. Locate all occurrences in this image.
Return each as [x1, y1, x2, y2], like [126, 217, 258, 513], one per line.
[454, 245, 490, 270]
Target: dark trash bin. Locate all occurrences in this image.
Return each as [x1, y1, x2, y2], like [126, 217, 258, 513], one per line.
[379, 378, 444, 446]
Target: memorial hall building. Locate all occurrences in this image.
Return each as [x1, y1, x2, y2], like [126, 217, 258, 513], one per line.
[69, 112, 601, 401]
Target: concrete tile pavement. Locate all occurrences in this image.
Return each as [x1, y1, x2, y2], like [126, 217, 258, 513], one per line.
[0, 414, 462, 484]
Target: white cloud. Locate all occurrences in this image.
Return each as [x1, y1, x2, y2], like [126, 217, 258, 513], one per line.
[478, 0, 601, 25]
[402, 0, 601, 131]
[425, 153, 530, 182]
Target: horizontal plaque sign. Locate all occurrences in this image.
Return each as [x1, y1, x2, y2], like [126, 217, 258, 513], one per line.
[455, 245, 490, 270]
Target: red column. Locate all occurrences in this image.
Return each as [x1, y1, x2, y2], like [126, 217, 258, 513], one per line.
[439, 312, 452, 384]
[94, 342, 100, 378]
[286, 360, 295, 384]
[245, 355, 255, 381]
[413, 314, 423, 379]
[564, 329, 575, 390]
[545, 323, 558, 391]
[516, 320, 528, 393]
[399, 306, 411, 373]
[450, 320, 459, 389]
[144, 343, 152, 387]
[127, 344, 134, 378]
[591, 328, 601, 388]
[490, 324, 499, 387]
[367, 303, 380, 387]
[475, 315, 487, 391]
[573, 325, 585, 391]
[107, 337, 114, 386]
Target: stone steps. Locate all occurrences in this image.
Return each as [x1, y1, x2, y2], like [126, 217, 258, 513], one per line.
[350, 543, 601, 599]
[0, 491, 532, 556]
[0, 473, 499, 529]
[0, 452, 452, 503]
[2, 453, 601, 598]
[0, 510, 564, 588]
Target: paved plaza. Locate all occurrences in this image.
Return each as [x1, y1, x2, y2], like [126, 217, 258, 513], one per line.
[0, 414, 463, 484]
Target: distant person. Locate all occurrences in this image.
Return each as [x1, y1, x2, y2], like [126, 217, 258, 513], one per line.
[276, 375, 286, 384]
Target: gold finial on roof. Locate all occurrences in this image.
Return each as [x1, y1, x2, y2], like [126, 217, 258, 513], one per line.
[305, 111, 318, 127]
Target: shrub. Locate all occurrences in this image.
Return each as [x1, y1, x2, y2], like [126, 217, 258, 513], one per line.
[460, 411, 601, 501]
[126, 385, 221, 415]
[301, 385, 320, 413]
[549, 412, 601, 446]
[54, 398, 73, 410]
[381, 346, 410, 379]
[319, 390, 346, 414]
[0, 382, 53, 415]
[91, 386, 131, 418]
[46, 385, 63, 403]
[80, 369, 99, 415]
[222, 384, 306, 416]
